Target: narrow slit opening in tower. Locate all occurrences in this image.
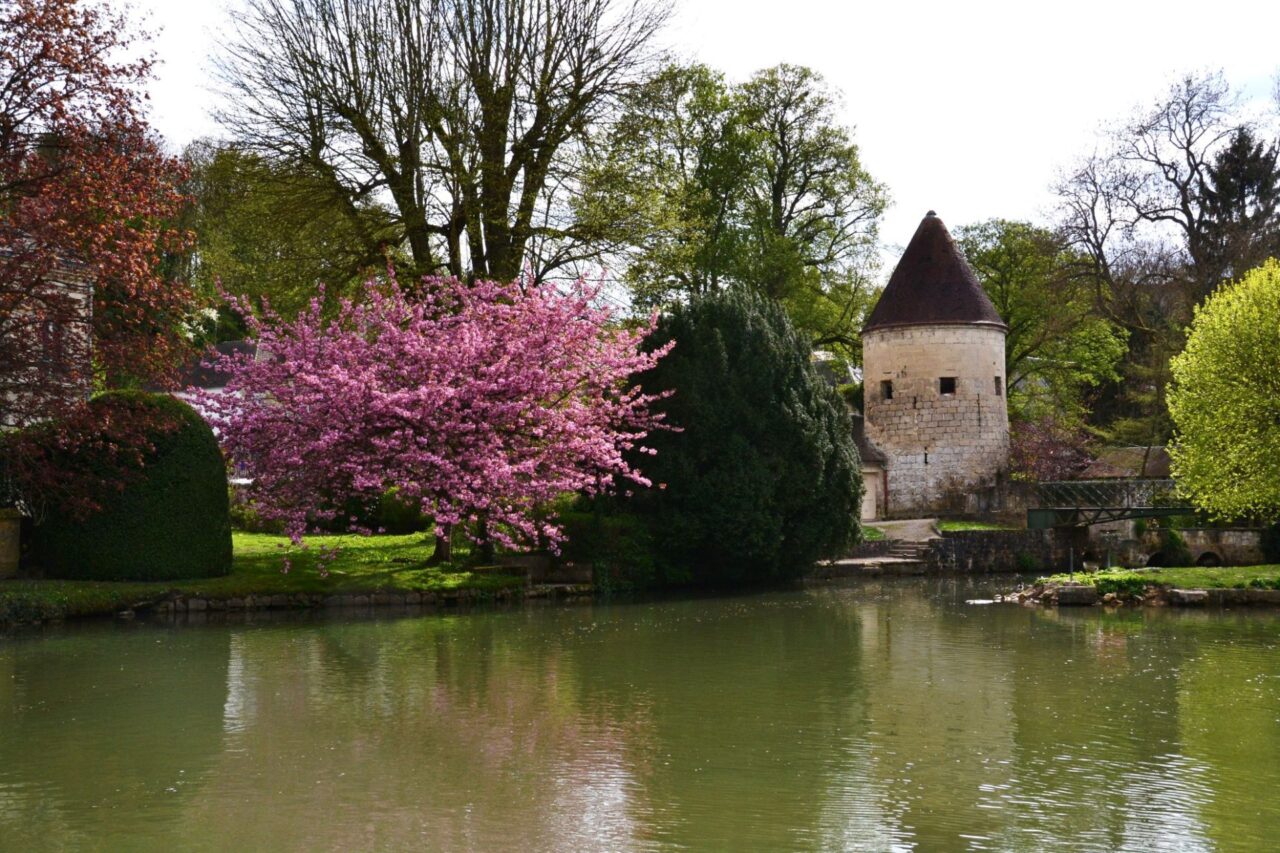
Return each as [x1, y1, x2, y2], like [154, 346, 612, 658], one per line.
[881, 380, 893, 400]
[994, 376, 1003, 396]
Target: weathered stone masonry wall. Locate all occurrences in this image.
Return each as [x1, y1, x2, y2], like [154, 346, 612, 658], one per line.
[925, 529, 1086, 574]
[844, 539, 895, 559]
[863, 325, 1009, 516]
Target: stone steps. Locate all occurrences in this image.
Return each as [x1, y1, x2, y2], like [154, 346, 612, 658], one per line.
[886, 541, 933, 560]
[810, 534, 944, 580]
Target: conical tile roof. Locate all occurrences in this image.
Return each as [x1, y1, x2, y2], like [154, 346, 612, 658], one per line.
[863, 211, 1006, 332]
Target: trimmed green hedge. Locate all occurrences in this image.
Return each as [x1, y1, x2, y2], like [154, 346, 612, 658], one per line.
[30, 391, 233, 581]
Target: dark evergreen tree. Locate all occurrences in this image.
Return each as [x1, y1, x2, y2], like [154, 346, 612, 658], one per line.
[1203, 127, 1280, 281]
[627, 289, 862, 586]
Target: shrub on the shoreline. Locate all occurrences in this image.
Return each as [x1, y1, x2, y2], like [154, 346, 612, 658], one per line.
[559, 509, 657, 591]
[29, 392, 232, 581]
[1091, 572, 1150, 597]
[624, 289, 862, 585]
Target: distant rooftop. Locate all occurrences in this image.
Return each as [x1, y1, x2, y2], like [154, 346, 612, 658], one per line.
[850, 412, 887, 467]
[863, 211, 1006, 333]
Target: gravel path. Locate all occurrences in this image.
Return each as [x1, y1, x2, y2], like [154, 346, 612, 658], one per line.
[866, 518, 940, 542]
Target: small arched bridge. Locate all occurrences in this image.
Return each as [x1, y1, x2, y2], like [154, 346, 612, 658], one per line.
[1027, 479, 1195, 529]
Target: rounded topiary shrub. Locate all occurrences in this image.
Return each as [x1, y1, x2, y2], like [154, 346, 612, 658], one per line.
[627, 289, 863, 586]
[30, 391, 233, 580]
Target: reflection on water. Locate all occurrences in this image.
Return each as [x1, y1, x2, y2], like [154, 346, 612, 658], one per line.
[2, 579, 1279, 851]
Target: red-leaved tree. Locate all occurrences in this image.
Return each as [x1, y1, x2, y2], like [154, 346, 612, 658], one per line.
[0, 0, 192, 428]
[199, 275, 672, 557]
[1009, 415, 1095, 482]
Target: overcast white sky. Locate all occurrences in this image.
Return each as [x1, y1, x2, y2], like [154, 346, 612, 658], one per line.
[132, 0, 1279, 260]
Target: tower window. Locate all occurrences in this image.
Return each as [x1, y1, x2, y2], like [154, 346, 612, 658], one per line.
[881, 380, 893, 400]
[939, 376, 957, 395]
[994, 376, 1003, 396]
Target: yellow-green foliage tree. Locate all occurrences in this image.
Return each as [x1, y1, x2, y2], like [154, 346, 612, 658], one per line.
[1168, 259, 1280, 518]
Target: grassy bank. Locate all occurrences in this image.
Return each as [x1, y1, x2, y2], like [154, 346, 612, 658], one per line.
[1, 532, 526, 625]
[1040, 565, 1280, 596]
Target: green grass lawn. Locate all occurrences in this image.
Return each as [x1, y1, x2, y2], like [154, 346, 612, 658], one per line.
[862, 525, 886, 542]
[1041, 565, 1280, 595]
[1, 531, 527, 624]
[937, 520, 1021, 532]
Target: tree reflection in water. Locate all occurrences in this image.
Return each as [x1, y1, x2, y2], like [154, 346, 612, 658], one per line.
[1, 582, 1279, 851]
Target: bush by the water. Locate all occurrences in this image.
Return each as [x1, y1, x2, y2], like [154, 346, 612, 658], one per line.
[626, 289, 862, 585]
[1147, 528, 1194, 568]
[29, 392, 232, 580]
[559, 508, 657, 592]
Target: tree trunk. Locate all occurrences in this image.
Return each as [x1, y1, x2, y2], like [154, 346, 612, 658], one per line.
[429, 523, 453, 564]
[477, 518, 495, 563]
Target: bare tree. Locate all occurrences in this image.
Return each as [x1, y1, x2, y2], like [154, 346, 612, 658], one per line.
[1050, 73, 1258, 444]
[1113, 73, 1239, 290]
[217, 0, 669, 281]
[1054, 152, 1181, 329]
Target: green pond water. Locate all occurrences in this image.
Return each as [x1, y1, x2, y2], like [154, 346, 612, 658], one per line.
[2, 577, 1279, 852]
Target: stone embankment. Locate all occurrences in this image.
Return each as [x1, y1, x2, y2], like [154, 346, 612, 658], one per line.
[143, 584, 595, 618]
[84, 584, 592, 624]
[998, 583, 1280, 608]
[0, 553, 597, 628]
[813, 525, 1084, 579]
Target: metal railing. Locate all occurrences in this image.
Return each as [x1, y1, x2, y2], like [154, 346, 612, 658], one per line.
[1029, 479, 1192, 528]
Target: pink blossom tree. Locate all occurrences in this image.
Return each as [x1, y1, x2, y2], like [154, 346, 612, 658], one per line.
[198, 275, 671, 560]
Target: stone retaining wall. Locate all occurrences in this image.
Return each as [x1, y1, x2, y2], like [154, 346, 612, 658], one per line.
[144, 584, 593, 617]
[846, 539, 895, 559]
[1100, 526, 1266, 568]
[925, 528, 1085, 574]
[1154, 528, 1264, 566]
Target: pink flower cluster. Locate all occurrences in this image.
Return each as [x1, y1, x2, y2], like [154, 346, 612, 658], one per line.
[197, 274, 672, 550]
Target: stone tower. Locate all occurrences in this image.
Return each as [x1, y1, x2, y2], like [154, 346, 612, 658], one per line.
[862, 211, 1008, 516]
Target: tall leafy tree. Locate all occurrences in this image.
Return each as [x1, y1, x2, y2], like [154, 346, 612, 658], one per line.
[1201, 127, 1280, 281]
[956, 220, 1126, 423]
[217, 0, 669, 282]
[0, 0, 191, 428]
[181, 141, 397, 332]
[585, 63, 886, 365]
[736, 63, 886, 344]
[1168, 259, 1280, 519]
[577, 64, 751, 305]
